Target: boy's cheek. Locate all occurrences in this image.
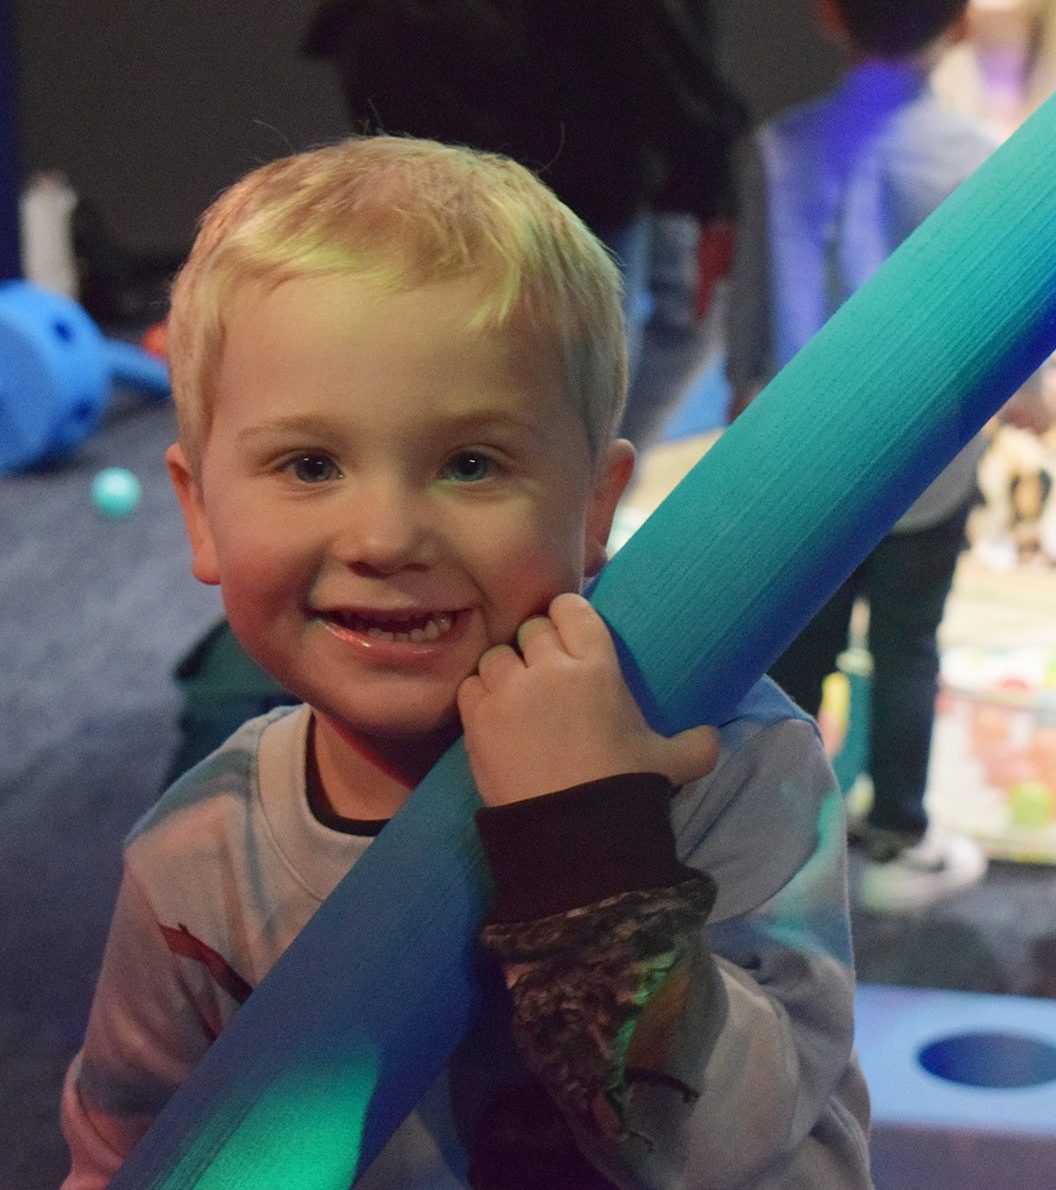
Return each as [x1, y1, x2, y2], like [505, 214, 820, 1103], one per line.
[486, 543, 583, 626]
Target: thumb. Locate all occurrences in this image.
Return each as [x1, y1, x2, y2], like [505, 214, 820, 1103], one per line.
[656, 724, 721, 789]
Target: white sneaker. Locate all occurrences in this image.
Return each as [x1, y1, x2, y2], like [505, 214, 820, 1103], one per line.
[856, 829, 988, 914]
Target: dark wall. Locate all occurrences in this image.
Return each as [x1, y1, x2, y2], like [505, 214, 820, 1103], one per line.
[0, 0, 20, 277]
[11, 0, 843, 258]
[717, 0, 844, 119]
[12, 0, 348, 254]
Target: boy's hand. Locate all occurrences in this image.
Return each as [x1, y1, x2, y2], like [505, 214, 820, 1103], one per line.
[457, 593, 719, 806]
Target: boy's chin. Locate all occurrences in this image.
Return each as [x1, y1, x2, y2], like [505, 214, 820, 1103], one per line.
[326, 704, 462, 749]
[371, 714, 462, 746]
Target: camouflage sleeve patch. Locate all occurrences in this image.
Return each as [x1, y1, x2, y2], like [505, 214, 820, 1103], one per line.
[480, 874, 717, 1146]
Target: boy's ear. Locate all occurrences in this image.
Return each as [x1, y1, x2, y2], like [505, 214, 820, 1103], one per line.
[584, 438, 636, 577]
[165, 443, 221, 586]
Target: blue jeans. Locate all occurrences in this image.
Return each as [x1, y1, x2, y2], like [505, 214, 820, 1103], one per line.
[603, 213, 720, 450]
[769, 499, 973, 838]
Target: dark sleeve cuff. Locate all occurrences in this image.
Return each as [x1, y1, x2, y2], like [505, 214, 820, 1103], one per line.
[475, 771, 700, 925]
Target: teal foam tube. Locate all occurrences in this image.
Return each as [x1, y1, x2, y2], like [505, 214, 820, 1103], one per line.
[112, 96, 1056, 1187]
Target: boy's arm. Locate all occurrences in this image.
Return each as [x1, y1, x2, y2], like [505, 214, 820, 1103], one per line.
[474, 773, 722, 1160]
[60, 866, 215, 1188]
[460, 598, 869, 1188]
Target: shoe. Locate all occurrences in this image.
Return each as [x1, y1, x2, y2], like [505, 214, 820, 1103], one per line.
[856, 828, 988, 914]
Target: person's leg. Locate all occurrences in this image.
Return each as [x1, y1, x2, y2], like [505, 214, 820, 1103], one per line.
[597, 216, 650, 378]
[863, 503, 972, 839]
[768, 572, 861, 718]
[619, 212, 725, 451]
[856, 501, 988, 911]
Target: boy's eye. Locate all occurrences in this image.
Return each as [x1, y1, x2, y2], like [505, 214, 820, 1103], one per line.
[443, 451, 494, 484]
[287, 453, 340, 484]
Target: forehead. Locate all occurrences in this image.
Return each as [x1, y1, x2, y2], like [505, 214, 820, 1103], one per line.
[211, 273, 577, 437]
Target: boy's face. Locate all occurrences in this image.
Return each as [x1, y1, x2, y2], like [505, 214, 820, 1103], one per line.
[168, 273, 633, 751]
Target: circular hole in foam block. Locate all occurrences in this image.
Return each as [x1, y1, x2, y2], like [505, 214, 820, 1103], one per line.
[918, 1032, 1056, 1088]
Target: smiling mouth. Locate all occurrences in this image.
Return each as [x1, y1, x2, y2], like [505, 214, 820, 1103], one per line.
[323, 609, 457, 644]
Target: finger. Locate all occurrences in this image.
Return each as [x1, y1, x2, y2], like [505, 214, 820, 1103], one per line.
[548, 592, 616, 661]
[516, 614, 562, 664]
[475, 643, 522, 690]
[456, 673, 485, 720]
[658, 724, 721, 789]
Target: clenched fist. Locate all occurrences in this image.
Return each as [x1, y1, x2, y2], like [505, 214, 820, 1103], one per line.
[457, 592, 720, 806]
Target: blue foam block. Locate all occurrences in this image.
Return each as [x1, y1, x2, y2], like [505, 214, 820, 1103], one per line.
[856, 983, 1056, 1190]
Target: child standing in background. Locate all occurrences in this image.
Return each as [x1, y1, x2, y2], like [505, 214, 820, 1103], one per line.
[727, 0, 996, 913]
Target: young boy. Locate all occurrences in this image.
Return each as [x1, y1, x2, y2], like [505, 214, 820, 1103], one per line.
[61, 136, 871, 1188]
[726, 0, 994, 913]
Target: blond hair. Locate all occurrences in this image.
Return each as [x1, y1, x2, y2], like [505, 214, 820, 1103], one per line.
[167, 135, 627, 473]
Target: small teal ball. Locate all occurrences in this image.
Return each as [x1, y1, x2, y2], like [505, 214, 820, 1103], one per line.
[91, 467, 142, 518]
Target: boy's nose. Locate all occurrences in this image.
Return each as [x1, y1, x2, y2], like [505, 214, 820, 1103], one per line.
[331, 481, 436, 574]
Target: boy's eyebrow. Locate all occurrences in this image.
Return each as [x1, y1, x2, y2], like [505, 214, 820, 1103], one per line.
[234, 414, 347, 443]
[432, 407, 549, 442]
[234, 408, 551, 444]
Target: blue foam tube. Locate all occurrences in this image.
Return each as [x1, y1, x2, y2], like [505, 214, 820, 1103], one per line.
[111, 94, 1056, 1188]
[104, 338, 170, 397]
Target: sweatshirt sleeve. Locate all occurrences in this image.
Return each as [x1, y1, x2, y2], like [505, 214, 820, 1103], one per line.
[59, 865, 220, 1189]
[475, 719, 871, 1189]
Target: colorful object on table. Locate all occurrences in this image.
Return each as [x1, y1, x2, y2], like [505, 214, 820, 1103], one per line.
[970, 422, 1056, 569]
[111, 94, 1056, 1189]
[90, 467, 142, 519]
[1008, 781, 1054, 830]
[817, 670, 851, 758]
[929, 646, 1056, 861]
[0, 280, 170, 475]
[828, 646, 873, 797]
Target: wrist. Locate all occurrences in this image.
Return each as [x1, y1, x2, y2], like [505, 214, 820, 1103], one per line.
[475, 771, 698, 924]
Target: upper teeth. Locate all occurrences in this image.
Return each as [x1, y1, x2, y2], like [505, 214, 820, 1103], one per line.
[334, 611, 453, 643]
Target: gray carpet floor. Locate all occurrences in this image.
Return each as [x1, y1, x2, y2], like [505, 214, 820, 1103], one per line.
[2, 389, 221, 1189]
[4, 387, 1056, 1189]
